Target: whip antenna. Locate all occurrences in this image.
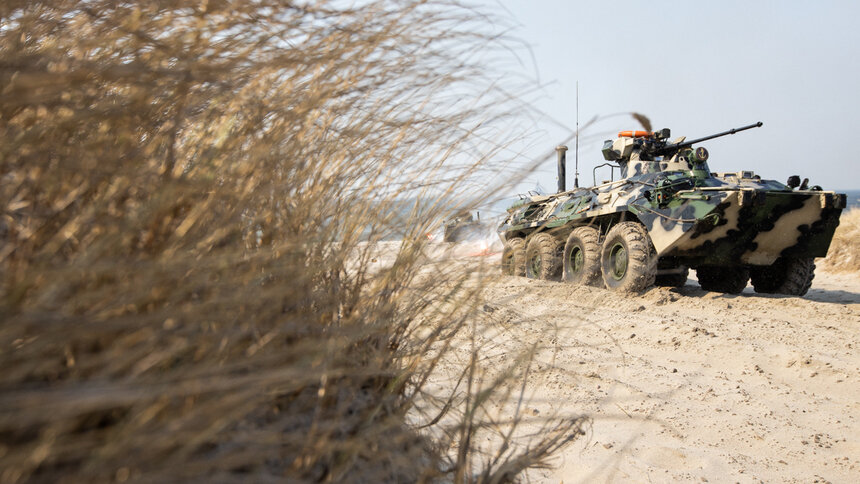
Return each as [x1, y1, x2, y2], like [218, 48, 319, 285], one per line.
[575, 81, 580, 188]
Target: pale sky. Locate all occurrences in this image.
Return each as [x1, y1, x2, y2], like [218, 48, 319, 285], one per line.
[488, 0, 859, 192]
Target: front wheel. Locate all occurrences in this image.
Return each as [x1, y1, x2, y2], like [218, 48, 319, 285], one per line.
[750, 258, 815, 296]
[563, 226, 601, 286]
[600, 222, 656, 292]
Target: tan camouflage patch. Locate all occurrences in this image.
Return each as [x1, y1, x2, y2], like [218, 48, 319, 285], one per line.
[742, 195, 822, 265]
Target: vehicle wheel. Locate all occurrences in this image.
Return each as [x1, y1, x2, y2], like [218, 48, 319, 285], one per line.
[696, 266, 749, 294]
[562, 226, 601, 285]
[525, 233, 562, 280]
[655, 267, 689, 287]
[600, 222, 656, 292]
[501, 237, 526, 276]
[750, 257, 815, 296]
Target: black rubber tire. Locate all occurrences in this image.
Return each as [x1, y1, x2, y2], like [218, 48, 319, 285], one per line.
[600, 222, 657, 292]
[525, 233, 562, 280]
[750, 257, 815, 296]
[501, 237, 526, 276]
[696, 266, 749, 294]
[655, 267, 689, 287]
[562, 226, 602, 286]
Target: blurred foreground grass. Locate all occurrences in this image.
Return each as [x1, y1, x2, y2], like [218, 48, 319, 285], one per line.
[0, 1, 585, 483]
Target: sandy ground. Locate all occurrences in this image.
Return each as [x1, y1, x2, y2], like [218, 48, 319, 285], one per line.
[419, 240, 860, 483]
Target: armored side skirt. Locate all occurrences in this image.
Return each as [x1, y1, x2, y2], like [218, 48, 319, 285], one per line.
[637, 190, 844, 267]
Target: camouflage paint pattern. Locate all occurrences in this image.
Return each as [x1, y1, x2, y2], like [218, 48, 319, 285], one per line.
[499, 132, 846, 271]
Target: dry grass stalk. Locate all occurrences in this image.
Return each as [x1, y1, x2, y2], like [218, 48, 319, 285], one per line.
[0, 1, 584, 482]
[819, 208, 860, 273]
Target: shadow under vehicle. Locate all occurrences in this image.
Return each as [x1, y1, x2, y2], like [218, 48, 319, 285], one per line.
[498, 122, 846, 296]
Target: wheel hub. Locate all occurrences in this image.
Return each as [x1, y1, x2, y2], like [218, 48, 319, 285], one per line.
[609, 243, 627, 280]
[531, 255, 541, 275]
[570, 246, 584, 273]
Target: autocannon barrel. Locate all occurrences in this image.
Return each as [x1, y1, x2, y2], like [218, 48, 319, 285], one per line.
[658, 121, 763, 154]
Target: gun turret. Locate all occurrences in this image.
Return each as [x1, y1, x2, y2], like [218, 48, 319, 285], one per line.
[603, 122, 763, 162]
[600, 122, 763, 180]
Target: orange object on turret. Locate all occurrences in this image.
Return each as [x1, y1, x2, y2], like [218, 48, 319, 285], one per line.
[617, 130, 651, 138]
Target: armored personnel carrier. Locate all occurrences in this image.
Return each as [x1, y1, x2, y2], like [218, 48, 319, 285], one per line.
[498, 122, 846, 295]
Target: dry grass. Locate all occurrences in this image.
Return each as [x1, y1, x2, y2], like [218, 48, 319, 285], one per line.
[0, 1, 584, 483]
[820, 208, 860, 273]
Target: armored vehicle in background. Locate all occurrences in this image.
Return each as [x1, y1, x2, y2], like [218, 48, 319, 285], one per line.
[498, 122, 846, 295]
[443, 211, 488, 242]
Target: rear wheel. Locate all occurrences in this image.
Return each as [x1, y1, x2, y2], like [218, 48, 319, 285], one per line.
[562, 226, 602, 285]
[696, 266, 749, 294]
[750, 257, 815, 296]
[600, 222, 656, 292]
[525, 233, 562, 280]
[501, 237, 526, 276]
